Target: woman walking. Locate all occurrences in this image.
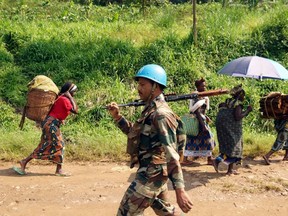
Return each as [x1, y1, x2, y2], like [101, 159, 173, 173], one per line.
[263, 118, 288, 165]
[13, 82, 78, 176]
[182, 78, 215, 165]
[213, 85, 252, 175]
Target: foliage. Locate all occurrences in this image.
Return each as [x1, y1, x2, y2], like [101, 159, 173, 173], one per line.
[0, 1, 288, 161]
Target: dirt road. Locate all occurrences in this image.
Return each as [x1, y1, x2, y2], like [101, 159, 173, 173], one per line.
[0, 157, 288, 216]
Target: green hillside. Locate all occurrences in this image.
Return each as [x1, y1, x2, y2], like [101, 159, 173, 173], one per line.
[0, 0, 288, 162]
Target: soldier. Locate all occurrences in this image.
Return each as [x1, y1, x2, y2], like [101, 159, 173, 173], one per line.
[107, 64, 193, 215]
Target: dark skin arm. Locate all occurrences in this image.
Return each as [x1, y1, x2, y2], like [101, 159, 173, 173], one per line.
[63, 91, 78, 114]
[195, 108, 208, 132]
[234, 104, 252, 121]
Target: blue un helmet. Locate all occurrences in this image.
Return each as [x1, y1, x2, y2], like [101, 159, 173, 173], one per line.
[134, 64, 167, 88]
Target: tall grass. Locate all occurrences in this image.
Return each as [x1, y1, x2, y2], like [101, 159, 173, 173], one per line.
[0, 1, 288, 161]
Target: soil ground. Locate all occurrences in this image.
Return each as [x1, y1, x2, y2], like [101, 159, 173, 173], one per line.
[0, 156, 288, 216]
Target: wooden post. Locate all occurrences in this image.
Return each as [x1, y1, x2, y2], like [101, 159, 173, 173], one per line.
[192, 0, 197, 46]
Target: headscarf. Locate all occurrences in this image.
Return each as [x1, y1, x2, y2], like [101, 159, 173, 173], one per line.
[70, 84, 77, 93]
[226, 84, 245, 108]
[60, 82, 77, 94]
[230, 84, 245, 98]
[189, 99, 206, 113]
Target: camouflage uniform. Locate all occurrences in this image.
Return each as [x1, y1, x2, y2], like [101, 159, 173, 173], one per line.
[116, 94, 185, 216]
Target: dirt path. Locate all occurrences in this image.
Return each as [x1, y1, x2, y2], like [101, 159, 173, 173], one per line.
[0, 157, 288, 216]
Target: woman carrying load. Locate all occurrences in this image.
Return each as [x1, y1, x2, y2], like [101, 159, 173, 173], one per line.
[213, 84, 252, 175]
[13, 82, 78, 176]
[182, 78, 215, 165]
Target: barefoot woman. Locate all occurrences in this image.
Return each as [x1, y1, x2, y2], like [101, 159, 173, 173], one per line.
[214, 85, 252, 175]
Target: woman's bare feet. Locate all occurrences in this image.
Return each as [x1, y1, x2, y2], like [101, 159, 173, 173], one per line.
[226, 169, 240, 176]
[263, 155, 271, 165]
[283, 150, 288, 161]
[207, 157, 213, 165]
[181, 158, 195, 166]
[212, 159, 219, 173]
[19, 160, 26, 171]
[55, 164, 71, 176]
[55, 172, 71, 177]
[55, 169, 71, 177]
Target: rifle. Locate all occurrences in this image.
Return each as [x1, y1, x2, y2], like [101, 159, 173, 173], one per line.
[102, 89, 229, 108]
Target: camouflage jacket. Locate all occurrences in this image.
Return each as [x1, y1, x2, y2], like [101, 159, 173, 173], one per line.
[116, 94, 185, 190]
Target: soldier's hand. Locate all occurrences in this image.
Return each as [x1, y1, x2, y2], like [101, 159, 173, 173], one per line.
[107, 102, 122, 121]
[175, 188, 193, 213]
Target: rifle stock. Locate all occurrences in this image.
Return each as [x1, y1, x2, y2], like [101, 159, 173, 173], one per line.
[103, 89, 229, 109]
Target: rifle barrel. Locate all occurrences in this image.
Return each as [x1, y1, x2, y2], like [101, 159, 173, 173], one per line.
[118, 101, 145, 107]
[102, 89, 229, 109]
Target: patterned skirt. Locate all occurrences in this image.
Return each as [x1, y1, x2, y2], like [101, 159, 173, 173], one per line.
[215, 108, 243, 160]
[31, 116, 65, 164]
[184, 126, 215, 157]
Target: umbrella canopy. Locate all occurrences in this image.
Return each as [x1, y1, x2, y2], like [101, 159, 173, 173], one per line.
[218, 56, 288, 80]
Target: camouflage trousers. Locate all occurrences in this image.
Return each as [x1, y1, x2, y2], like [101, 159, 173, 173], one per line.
[117, 180, 179, 216]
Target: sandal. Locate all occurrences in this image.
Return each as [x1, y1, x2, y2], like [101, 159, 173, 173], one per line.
[12, 166, 27, 175]
[263, 155, 271, 165]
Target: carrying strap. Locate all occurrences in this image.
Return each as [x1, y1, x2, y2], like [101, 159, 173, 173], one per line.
[264, 96, 278, 119]
[19, 106, 27, 130]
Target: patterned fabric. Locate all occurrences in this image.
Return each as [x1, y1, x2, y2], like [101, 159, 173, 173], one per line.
[230, 84, 244, 98]
[117, 180, 175, 216]
[215, 154, 241, 165]
[215, 101, 243, 160]
[31, 116, 65, 164]
[274, 119, 288, 132]
[225, 97, 241, 109]
[184, 113, 215, 157]
[175, 117, 186, 158]
[271, 119, 288, 151]
[116, 94, 185, 215]
[184, 96, 214, 157]
[189, 96, 210, 111]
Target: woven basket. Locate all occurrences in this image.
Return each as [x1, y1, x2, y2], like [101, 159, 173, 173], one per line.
[25, 88, 57, 122]
[181, 114, 199, 136]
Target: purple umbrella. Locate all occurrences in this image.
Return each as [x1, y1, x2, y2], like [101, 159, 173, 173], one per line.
[218, 56, 288, 80]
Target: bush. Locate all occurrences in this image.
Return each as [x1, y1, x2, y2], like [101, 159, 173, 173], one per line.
[0, 1, 288, 161]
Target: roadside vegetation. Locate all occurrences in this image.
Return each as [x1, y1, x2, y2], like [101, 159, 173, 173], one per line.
[0, 0, 287, 162]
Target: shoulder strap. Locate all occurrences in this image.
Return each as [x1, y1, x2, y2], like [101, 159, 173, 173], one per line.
[19, 106, 27, 130]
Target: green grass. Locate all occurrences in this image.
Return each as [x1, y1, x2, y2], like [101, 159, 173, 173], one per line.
[0, 1, 288, 162]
